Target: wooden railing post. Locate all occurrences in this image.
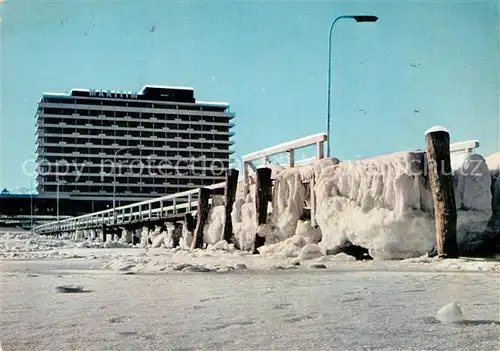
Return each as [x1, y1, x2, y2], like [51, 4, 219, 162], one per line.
[222, 169, 239, 243]
[253, 167, 272, 253]
[287, 149, 295, 167]
[425, 126, 459, 258]
[317, 141, 324, 159]
[243, 162, 249, 197]
[190, 187, 211, 250]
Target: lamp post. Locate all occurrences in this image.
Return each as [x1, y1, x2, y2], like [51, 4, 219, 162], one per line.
[112, 145, 142, 223]
[326, 15, 378, 157]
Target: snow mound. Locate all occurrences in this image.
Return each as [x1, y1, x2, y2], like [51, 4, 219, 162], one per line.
[436, 302, 464, 324]
[206, 240, 234, 252]
[298, 244, 323, 260]
[257, 235, 306, 258]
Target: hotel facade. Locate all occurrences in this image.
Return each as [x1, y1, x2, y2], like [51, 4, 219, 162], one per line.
[35, 85, 234, 205]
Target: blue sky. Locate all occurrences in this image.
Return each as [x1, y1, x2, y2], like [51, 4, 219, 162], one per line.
[0, 0, 498, 191]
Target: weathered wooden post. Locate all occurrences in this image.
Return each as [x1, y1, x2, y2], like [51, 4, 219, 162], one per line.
[222, 169, 239, 243]
[101, 224, 107, 242]
[191, 187, 211, 250]
[316, 141, 324, 159]
[287, 150, 295, 168]
[253, 167, 272, 253]
[243, 162, 249, 197]
[425, 126, 459, 258]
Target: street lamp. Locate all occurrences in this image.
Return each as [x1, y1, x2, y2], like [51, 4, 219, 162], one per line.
[326, 15, 378, 157]
[112, 145, 142, 223]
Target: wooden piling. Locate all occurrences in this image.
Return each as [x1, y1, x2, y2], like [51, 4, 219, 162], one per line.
[184, 213, 196, 233]
[222, 169, 239, 243]
[425, 127, 459, 258]
[101, 224, 107, 242]
[253, 167, 272, 253]
[191, 187, 211, 250]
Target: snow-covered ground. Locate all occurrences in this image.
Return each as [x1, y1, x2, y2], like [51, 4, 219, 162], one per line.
[1, 231, 499, 350]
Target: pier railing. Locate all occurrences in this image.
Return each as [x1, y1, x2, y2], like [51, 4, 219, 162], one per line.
[33, 182, 225, 235]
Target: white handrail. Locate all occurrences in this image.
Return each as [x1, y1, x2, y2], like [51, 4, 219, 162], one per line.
[450, 140, 479, 154]
[241, 133, 327, 196]
[241, 133, 326, 162]
[33, 182, 225, 234]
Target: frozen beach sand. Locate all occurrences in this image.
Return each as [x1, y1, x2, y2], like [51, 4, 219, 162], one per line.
[2, 231, 500, 273]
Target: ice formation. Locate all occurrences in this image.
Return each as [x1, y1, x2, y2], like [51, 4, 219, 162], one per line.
[179, 221, 194, 250]
[257, 233, 308, 258]
[203, 205, 225, 245]
[294, 220, 322, 244]
[232, 198, 257, 251]
[23, 149, 494, 261]
[230, 149, 495, 259]
[139, 227, 150, 248]
[119, 229, 133, 244]
[256, 220, 322, 258]
[314, 152, 436, 259]
[269, 168, 306, 242]
[454, 154, 491, 212]
[232, 167, 313, 251]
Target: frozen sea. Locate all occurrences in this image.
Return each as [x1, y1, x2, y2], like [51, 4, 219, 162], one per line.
[1, 231, 499, 350]
[1, 258, 499, 351]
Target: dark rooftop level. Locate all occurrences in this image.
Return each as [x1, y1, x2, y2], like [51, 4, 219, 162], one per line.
[40, 85, 231, 110]
[70, 85, 195, 103]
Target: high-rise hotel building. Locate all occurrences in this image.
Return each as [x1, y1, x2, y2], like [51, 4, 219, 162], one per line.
[35, 85, 235, 204]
